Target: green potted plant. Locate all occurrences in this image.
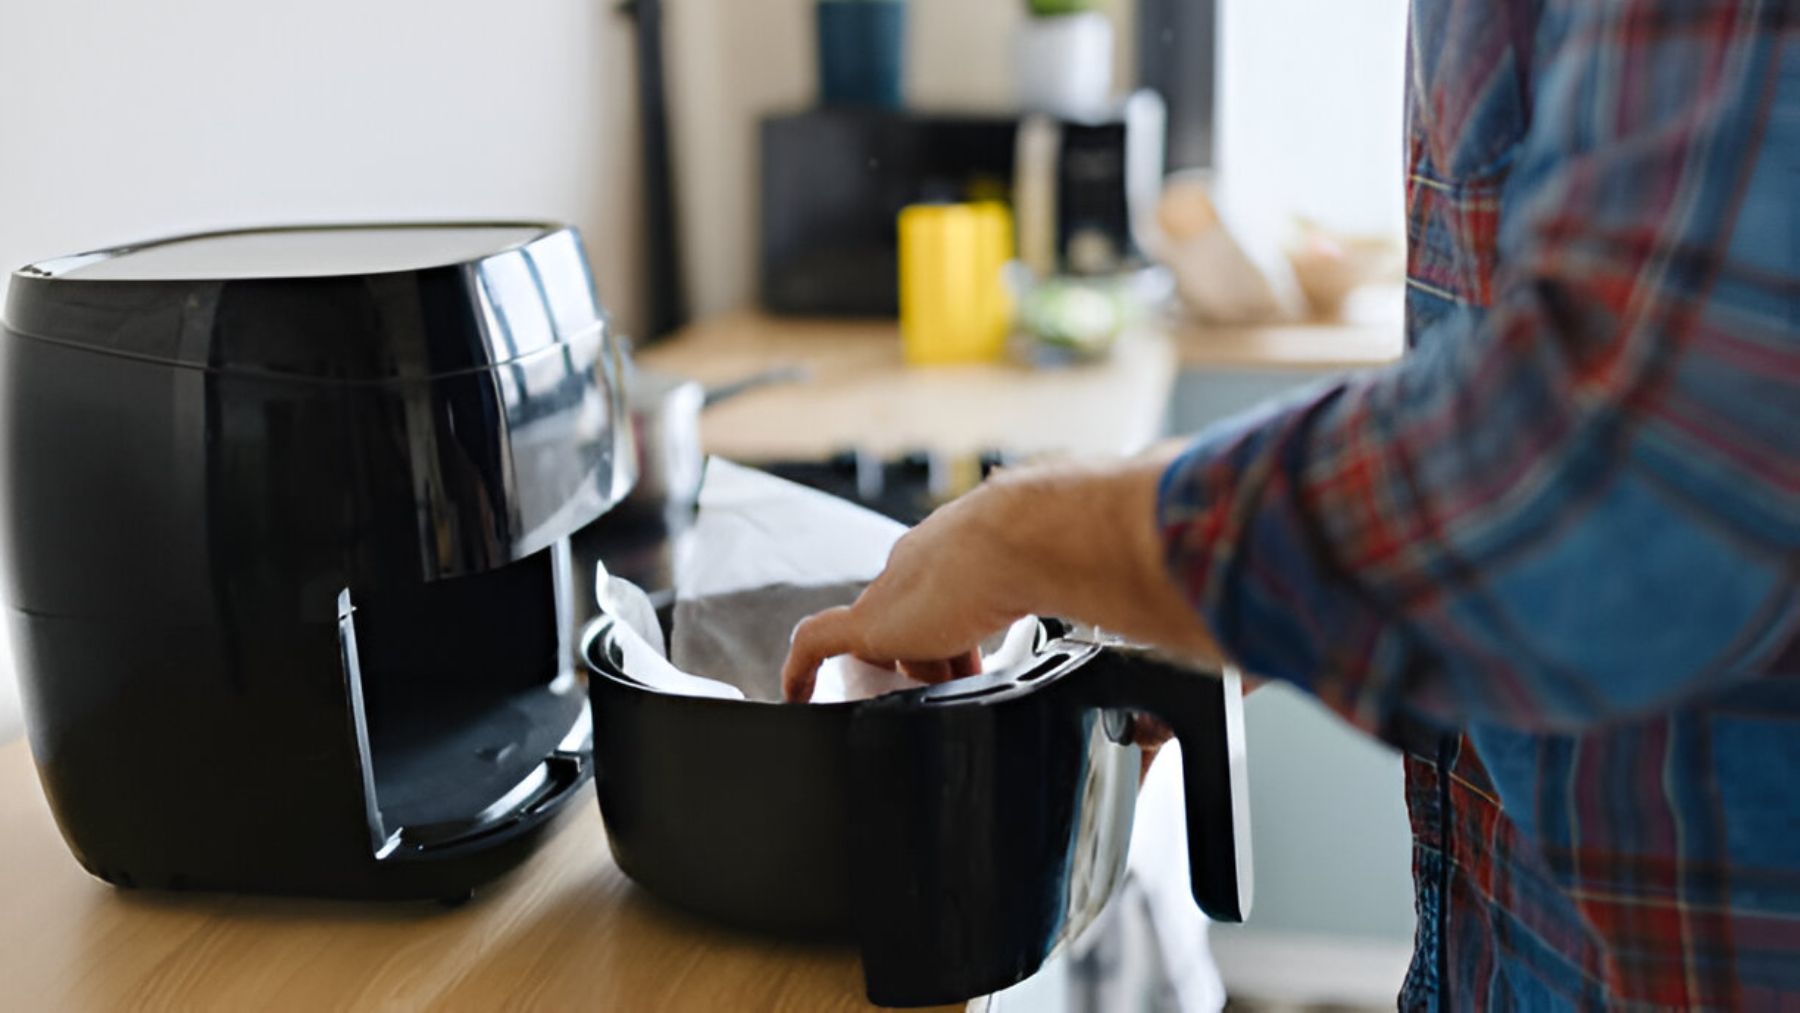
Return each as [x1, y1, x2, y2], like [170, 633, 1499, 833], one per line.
[1015, 0, 1113, 116]
[816, 0, 907, 109]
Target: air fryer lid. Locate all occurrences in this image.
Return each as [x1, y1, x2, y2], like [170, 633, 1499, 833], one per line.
[3, 222, 603, 381]
[31, 224, 548, 281]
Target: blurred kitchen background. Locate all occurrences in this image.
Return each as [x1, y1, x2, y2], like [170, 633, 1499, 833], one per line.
[0, 0, 1412, 1008]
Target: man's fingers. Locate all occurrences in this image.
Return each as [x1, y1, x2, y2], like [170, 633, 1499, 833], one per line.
[784, 608, 852, 703]
[898, 658, 954, 684]
[785, 611, 988, 701]
[783, 607, 860, 703]
[1129, 713, 1174, 748]
[899, 649, 983, 684]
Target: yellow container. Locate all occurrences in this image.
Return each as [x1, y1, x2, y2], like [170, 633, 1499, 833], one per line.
[898, 202, 1015, 365]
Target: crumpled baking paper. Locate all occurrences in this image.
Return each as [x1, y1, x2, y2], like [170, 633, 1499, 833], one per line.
[596, 458, 1034, 703]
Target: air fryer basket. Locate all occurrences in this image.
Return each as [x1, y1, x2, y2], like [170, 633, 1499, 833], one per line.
[582, 611, 1249, 1007]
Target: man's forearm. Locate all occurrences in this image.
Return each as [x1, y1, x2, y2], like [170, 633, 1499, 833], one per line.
[984, 449, 1220, 663]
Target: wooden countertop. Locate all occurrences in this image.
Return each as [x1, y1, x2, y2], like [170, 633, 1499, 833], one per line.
[1171, 319, 1403, 372]
[1171, 284, 1406, 372]
[0, 739, 958, 1011]
[638, 312, 1178, 461]
[637, 307, 1402, 462]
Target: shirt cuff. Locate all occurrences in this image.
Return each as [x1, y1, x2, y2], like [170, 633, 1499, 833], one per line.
[1155, 387, 1441, 749]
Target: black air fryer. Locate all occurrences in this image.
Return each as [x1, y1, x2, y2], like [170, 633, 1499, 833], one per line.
[0, 223, 633, 900]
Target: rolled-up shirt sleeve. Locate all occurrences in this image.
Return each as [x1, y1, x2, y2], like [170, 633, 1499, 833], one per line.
[1158, 1, 1799, 737]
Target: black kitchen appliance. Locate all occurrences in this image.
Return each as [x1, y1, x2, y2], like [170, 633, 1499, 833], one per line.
[760, 94, 1167, 316]
[0, 223, 634, 900]
[583, 609, 1252, 1007]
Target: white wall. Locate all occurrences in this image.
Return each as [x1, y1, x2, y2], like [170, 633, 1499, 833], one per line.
[0, 0, 645, 744]
[1215, 0, 1408, 239]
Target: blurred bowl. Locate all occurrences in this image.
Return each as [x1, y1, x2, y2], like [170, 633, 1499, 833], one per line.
[1284, 224, 1403, 321]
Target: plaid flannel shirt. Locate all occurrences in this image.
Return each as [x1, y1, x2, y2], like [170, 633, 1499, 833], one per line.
[1160, 1, 1798, 1008]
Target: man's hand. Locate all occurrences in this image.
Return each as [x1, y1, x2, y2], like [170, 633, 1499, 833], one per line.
[782, 447, 1221, 703]
[782, 483, 1026, 702]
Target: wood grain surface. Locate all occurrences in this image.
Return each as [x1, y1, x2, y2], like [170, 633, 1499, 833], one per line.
[0, 739, 959, 1012]
[1170, 319, 1404, 371]
[636, 310, 1401, 463]
[637, 312, 1178, 461]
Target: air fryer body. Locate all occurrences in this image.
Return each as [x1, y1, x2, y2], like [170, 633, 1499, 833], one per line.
[0, 224, 632, 899]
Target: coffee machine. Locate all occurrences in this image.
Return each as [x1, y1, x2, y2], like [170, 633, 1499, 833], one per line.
[0, 223, 633, 900]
